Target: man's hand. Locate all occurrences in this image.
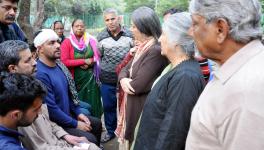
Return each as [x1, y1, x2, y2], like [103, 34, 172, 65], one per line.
[120, 78, 135, 95]
[78, 114, 91, 125]
[63, 134, 88, 146]
[77, 121, 92, 131]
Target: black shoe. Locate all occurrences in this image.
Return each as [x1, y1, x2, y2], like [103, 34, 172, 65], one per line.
[100, 134, 115, 143]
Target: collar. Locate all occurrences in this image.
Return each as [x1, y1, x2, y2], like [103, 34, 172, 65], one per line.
[0, 125, 24, 138]
[107, 25, 124, 41]
[214, 40, 264, 84]
[0, 22, 9, 28]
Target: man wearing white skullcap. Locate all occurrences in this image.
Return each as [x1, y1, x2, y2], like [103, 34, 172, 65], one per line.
[34, 29, 59, 47]
[19, 29, 102, 150]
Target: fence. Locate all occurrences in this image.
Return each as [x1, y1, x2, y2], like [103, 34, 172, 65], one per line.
[42, 13, 132, 36]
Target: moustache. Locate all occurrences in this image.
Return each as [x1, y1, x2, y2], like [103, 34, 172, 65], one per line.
[5, 16, 15, 21]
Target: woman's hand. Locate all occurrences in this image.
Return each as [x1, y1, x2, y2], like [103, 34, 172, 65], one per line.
[80, 64, 89, 70]
[85, 59, 92, 65]
[120, 78, 135, 95]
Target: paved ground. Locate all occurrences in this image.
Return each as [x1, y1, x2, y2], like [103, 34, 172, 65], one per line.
[102, 136, 118, 150]
[101, 115, 119, 150]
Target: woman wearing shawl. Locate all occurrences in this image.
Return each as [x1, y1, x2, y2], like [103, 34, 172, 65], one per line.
[60, 19, 102, 118]
[116, 7, 168, 149]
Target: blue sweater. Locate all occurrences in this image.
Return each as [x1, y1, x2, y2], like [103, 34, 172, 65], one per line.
[36, 60, 82, 128]
[0, 125, 26, 150]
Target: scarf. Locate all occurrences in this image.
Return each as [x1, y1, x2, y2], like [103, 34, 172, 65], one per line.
[115, 38, 155, 146]
[68, 29, 101, 84]
[69, 27, 90, 52]
[56, 60, 80, 105]
[130, 38, 155, 76]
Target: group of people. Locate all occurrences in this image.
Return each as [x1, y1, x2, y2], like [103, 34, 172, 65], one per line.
[1, 0, 264, 150]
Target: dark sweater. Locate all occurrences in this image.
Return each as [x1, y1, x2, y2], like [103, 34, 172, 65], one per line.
[97, 26, 133, 85]
[134, 59, 205, 150]
[36, 60, 82, 128]
[0, 22, 27, 43]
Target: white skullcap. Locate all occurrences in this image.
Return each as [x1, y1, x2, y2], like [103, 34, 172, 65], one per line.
[34, 29, 59, 47]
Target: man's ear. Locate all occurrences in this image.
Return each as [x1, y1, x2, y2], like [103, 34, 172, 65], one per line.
[117, 16, 122, 22]
[8, 64, 17, 73]
[9, 110, 22, 120]
[215, 18, 230, 44]
[37, 46, 43, 55]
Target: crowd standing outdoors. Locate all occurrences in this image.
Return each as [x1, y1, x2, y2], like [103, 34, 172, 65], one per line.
[1, 0, 264, 150]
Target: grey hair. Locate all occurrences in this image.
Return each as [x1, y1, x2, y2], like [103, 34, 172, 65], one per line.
[162, 12, 195, 57]
[0, 40, 29, 71]
[189, 0, 262, 43]
[103, 8, 118, 16]
[131, 6, 161, 41]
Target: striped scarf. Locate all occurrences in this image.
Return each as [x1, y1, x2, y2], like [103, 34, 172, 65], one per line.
[56, 60, 80, 105]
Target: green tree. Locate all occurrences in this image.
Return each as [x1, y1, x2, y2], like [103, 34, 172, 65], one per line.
[124, 0, 155, 12]
[157, 0, 188, 15]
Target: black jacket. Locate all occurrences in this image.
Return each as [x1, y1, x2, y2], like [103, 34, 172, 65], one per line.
[0, 22, 27, 43]
[134, 59, 205, 150]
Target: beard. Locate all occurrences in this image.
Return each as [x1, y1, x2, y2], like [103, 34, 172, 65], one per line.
[17, 114, 38, 127]
[46, 50, 61, 61]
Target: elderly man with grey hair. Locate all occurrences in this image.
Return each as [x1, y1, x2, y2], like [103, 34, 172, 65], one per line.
[186, 0, 264, 150]
[97, 8, 133, 143]
[133, 12, 205, 150]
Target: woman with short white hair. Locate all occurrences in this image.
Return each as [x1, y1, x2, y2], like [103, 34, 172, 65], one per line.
[133, 12, 205, 150]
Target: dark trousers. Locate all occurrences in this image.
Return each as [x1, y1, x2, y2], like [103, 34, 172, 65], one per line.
[100, 83, 117, 137]
[64, 116, 102, 146]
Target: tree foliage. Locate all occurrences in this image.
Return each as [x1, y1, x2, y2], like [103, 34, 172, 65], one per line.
[157, 0, 188, 15]
[124, 0, 155, 12]
[123, 0, 188, 14]
[44, 0, 125, 18]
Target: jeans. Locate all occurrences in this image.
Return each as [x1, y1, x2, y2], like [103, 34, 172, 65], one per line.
[64, 115, 102, 146]
[100, 83, 117, 137]
[79, 101, 92, 116]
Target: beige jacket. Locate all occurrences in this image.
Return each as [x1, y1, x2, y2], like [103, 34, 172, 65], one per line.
[18, 104, 100, 150]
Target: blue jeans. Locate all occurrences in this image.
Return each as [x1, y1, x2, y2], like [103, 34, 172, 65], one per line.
[79, 101, 92, 116]
[100, 83, 117, 137]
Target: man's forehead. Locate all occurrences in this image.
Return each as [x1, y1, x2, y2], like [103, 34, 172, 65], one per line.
[0, 0, 18, 6]
[18, 49, 32, 60]
[104, 13, 118, 19]
[41, 39, 59, 46]
[47, 39, 58, 43]
[191, 13, 205, 20]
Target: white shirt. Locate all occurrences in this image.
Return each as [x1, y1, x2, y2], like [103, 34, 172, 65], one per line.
[186, 40, 264, 150]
